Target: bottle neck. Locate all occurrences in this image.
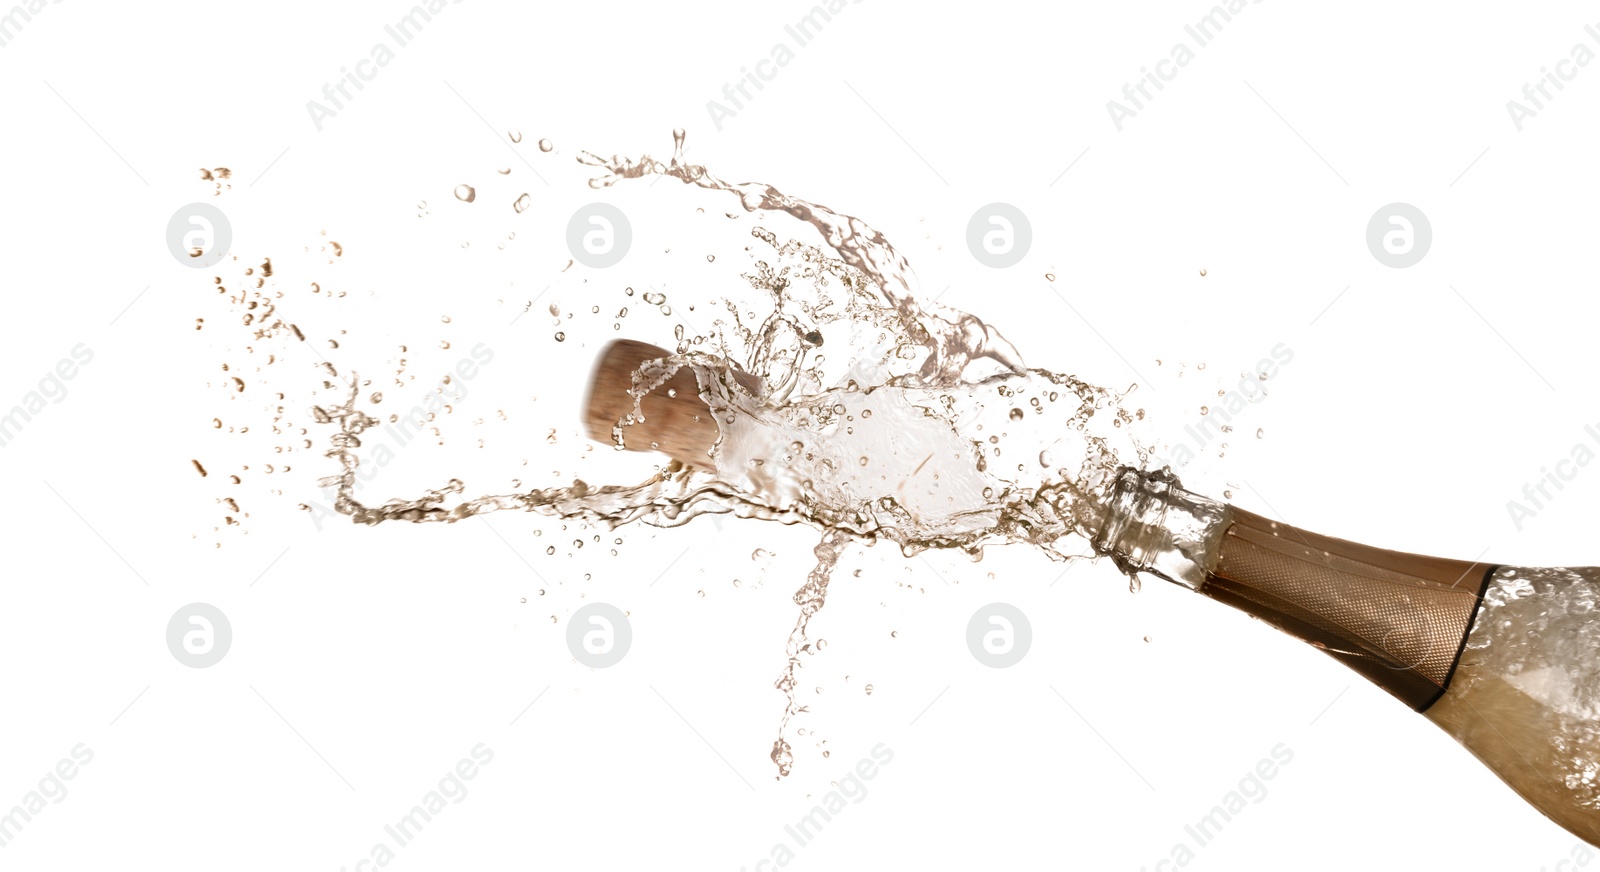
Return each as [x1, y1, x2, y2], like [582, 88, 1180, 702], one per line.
[1090, 466, 1230, 591]
[1092, 465, 1494, 711]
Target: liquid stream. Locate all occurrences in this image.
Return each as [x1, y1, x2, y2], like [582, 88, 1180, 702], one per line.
[248, 132, 1151, 776]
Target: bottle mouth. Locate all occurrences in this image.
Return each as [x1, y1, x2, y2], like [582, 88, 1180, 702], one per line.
[1090, 465, 1228, 591]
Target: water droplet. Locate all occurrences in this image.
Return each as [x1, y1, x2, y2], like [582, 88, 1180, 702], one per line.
[513, 193, 532, 213]
[1256, 428, 1264, 439]
[554, 332, 565, 342]
[454, 184, 476, 203]
[864, 684, 874, 696]
[538, 138, 554, 152]
[1199, 268, 1207, 277]
[508, 129, 522, 143]
[1009, 408, 1024, 421]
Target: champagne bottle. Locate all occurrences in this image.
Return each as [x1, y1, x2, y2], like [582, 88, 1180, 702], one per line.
[1092, 466, 1600, 847]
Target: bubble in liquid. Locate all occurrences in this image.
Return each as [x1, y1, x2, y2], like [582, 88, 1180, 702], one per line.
[454, 184, 476, 203]
[513, 193, 532, 213]
[1199, 268, 1207, 277]
[538, 138, 554, 152]
[508, 129, 522, 143]
[1256, 428, 1264, 439]
[1009, 408, 1024, 421]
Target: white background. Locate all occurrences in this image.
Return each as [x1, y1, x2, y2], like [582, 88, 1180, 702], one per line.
[1, 1, 1597, 869]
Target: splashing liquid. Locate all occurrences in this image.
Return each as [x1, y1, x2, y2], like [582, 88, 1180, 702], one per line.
[289, 132, 1149, 777]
